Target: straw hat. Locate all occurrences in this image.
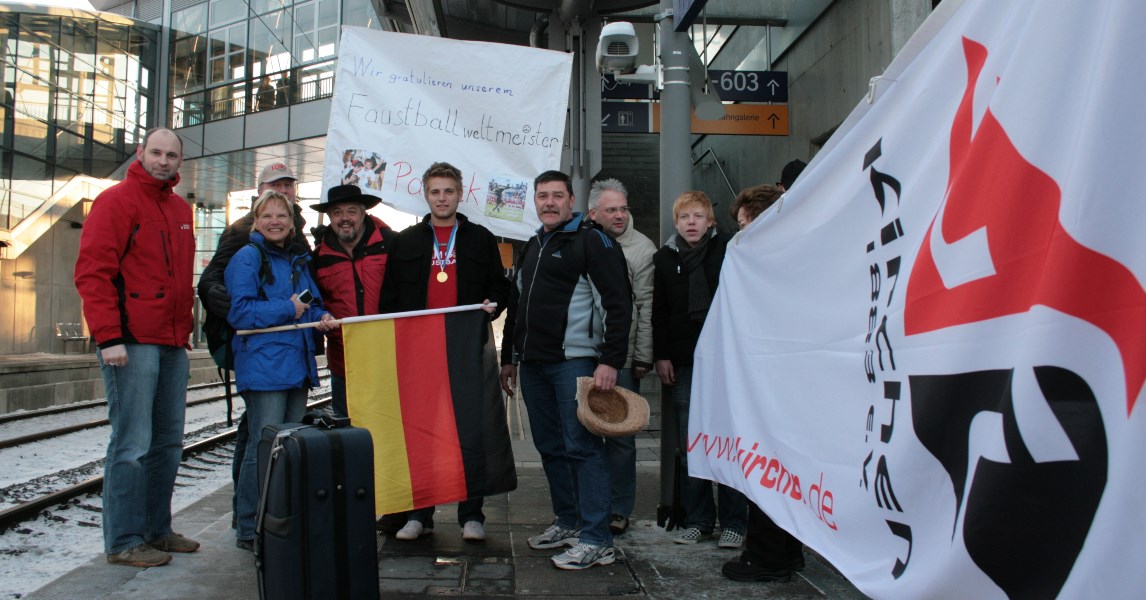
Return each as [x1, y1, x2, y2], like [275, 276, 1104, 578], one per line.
[575, 377, 650, 437]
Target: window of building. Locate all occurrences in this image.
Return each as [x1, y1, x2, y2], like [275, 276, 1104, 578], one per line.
[208, 21, 246, 84]
[169, 0, 342, 126]
[172, 2, 207, 38]
[293, 0, 339, 64]
[208, 0, 246, 28]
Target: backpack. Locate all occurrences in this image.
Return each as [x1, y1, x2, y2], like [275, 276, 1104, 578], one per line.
[205, 242, 274, 370]
[203, 243, 273, 426]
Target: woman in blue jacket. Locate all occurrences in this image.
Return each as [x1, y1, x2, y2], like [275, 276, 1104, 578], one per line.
[225, 189, 337, 549]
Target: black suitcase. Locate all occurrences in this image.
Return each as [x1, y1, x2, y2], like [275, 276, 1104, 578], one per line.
[255, 412, 379, 600]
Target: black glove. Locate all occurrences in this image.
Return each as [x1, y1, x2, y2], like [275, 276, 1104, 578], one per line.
[203, 283, 232, 319]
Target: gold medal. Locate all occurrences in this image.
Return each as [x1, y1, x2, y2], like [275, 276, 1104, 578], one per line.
[437, 271, 449, 283]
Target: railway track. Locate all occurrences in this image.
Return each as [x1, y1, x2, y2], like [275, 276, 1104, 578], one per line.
[0, 387, 331, 532]
[0, 374, 330, 450]
[0, 379, 235, 425]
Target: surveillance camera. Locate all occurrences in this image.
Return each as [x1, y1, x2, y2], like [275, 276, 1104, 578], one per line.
[596, 21, 639, 75]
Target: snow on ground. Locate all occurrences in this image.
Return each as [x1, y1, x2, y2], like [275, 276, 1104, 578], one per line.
[0, 382, 330, 599]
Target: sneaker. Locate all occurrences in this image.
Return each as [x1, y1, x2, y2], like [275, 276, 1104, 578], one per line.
[107, 544, 172, 567]
[148, 532, 200, 553]
[718, 529, 745, 549]
[721, 556, 792, 582]
[236, 538, 255, 552]
[673, 527, 707, 544]
[528, 522, 580, 550]
[462, 521, 486, 542]
[395, 520, 432, 541]
[551, 543, 616, 570]
[609, 514, 629, 536]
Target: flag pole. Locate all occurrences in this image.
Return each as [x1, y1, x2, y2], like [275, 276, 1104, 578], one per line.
[235, 303, 496, 335]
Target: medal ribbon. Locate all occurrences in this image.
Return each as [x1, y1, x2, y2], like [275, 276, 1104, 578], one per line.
[431, 222, 459, 278]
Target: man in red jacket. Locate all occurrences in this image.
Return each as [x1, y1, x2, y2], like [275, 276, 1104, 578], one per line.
[311, 184, 394, 418]
[74, 127, 200, 568]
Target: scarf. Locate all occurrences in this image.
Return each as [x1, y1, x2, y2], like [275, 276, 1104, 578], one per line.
[674, 228, 715, 321]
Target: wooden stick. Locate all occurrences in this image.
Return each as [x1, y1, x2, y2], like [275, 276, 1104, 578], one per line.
[235, 303, 495, 335]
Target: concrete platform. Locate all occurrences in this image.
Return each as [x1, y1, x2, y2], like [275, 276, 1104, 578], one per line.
[25, 394, 867, 599]
[26, 465, 866, 600]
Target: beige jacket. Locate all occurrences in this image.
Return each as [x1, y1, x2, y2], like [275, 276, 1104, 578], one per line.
[615, 223, 657, 369]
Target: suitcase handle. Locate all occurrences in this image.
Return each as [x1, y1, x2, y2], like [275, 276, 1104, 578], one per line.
[302, 410, 351, 429]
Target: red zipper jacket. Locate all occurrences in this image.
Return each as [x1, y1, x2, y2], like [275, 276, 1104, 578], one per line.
[74, 161, 195, 348]
[312, 215, 393, 377]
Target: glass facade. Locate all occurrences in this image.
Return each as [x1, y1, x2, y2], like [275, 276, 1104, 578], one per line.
[170, 0, 348, 127]
[0, 9, 158, 230]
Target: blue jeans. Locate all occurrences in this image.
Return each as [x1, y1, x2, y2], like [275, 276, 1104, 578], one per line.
[100, 344, 189, 554]
[672, 365, 747, 534]
[519, 358, 612, 546]
[234, 387, 308, 540]
[231, 412, 248, 523]
[605, 368, 639, 518]
[330, 375, 348, 419]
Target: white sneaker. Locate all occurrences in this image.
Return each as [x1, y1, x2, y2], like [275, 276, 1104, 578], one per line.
[528, 522, 580, 550]
[551, 543, 616, 570]
[462, 521, 486, 542]
[395, 520, 431, 541]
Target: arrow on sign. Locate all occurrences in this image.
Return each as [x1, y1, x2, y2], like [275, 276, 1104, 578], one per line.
[768, 113, 780, 128]
[767, 79, 780, 94]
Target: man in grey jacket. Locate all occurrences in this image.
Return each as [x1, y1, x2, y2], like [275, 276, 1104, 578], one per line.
[587, 178, 656, 536]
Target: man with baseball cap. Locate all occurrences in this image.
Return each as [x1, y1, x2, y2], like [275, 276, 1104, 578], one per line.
[311, 184, 394, 419]
[200, 161, 305, 317]
[196, 160, 310, 540]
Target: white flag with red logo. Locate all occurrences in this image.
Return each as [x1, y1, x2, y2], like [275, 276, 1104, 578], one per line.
[691, 0, 1146, 598]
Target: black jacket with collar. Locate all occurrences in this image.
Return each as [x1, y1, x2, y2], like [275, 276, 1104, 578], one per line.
[379, 213, 510, 318]
[652, 230, 730, 367]
[500, 213, 632, 369]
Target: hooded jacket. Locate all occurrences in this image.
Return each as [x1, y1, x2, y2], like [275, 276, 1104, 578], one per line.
[225, 231, 326, 392]
[74, 160, 194, 348]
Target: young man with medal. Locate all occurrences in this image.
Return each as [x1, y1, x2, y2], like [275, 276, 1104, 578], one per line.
[379, 161, 511, 543]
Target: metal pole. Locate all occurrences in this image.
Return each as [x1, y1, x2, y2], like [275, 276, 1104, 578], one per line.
[656, 0, 690, 527]
[658, 0, 691, 245]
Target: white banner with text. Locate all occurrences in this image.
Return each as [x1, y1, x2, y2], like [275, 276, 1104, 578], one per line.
[325, 27, 572, 240]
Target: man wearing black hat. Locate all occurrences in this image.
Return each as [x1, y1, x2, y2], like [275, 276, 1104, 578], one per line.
[379, 162, 511, 543]
[311, 184, 394, 419]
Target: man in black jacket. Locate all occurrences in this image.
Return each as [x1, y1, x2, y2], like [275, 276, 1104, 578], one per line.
[498, 170, 632, 570]
[196, 161, 308, 542]
[380, 162, 510, 543]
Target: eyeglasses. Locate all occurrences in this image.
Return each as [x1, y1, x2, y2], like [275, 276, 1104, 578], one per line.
[601, 206, 630, 215]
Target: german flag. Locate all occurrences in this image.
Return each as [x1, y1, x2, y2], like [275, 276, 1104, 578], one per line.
[343, 308, 516, 514]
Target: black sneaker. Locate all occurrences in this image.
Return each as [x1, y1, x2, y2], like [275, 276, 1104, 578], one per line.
[609, 514, 629, 536]
[236, 538, 255, 552]
[721, 556, 792, 582]
[376, 514, 405, 535]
